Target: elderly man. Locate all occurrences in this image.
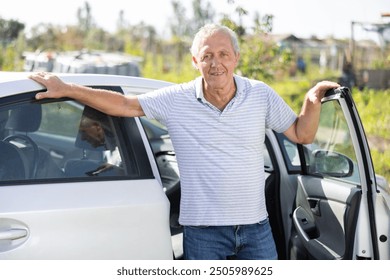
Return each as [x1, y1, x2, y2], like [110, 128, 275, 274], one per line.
[30, 23, 339, 260]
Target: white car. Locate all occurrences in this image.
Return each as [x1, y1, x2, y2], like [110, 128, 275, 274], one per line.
[0, 72, 388, 260]
[0, 72, 175, 260]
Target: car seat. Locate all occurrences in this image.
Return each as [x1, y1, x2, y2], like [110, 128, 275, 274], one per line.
[0, 141, 29, 180]
[4, 103, 64, 179]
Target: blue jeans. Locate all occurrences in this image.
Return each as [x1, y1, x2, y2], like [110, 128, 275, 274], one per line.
[183, 219, 278, 260]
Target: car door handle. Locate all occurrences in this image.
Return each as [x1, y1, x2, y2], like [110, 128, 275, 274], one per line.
[0, 229, 28, 240]
[308, 198, 321, 216]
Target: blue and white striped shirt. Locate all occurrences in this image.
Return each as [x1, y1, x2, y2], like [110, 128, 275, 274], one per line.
[138, 75, 297, 226]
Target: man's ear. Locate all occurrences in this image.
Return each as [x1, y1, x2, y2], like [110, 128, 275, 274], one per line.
[235, 53, 240, 66]
[192, 56, 199, 69]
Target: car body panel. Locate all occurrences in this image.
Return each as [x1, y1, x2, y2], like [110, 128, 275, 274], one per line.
[0, 72, 172, 96]
[0, 72, 174, 259]
[0, 180, 172, 259]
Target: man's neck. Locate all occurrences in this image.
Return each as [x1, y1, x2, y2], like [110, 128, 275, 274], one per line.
[203, 80, 237, 111]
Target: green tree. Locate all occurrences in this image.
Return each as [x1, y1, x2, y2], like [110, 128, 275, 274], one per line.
[77, 1, 94, 34]
[191, 0, 216, 33]
[1, 45, 17, 71]
[27, 23, 61, 51]
[116, 10, 127, 32]
[0, 18, 25, 70]
[170, 1, 190, 38]
[0, 18, 25, 46]
[221, 1, 292, 82]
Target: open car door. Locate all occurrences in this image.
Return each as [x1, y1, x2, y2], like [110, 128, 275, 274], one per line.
[291, 87, 389, 260]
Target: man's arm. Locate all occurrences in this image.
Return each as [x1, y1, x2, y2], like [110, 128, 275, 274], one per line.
[29, 72, 145, 117]
[283, 81, 340, 144]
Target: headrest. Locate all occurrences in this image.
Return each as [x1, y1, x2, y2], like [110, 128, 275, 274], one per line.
[5, 103, 42, 132]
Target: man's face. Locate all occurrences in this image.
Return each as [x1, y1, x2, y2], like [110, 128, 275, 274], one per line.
[79, 119, 105, 148]
[193, 31, 239, 91]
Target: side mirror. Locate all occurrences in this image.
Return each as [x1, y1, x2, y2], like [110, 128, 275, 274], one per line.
[310, 149, 354, 177]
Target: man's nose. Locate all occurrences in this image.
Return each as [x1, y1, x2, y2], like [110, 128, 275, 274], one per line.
[211, 56, 220, 67]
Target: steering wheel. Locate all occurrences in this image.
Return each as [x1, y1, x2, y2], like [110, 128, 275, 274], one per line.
[3, 134, 40, 178]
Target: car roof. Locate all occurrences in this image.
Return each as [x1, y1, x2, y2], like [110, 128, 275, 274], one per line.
[0, 71, 173, 97]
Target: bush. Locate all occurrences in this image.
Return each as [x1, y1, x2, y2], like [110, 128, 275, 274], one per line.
[353, 88, 390, 183]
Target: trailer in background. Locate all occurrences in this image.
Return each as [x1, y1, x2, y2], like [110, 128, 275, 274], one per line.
[23, 50, 142, 77]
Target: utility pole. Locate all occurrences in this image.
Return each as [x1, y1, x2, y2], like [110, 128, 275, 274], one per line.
[350, 21, 356, 66]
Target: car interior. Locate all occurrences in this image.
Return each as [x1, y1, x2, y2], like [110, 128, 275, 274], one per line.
[63, 105, 125, 177]
[0, 101, 131, 181]
[1, 103, 65, 179]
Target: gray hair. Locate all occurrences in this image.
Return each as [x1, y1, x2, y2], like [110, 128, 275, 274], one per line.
[190, 24, 240, 58]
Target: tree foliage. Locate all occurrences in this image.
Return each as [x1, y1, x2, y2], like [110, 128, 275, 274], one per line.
[1, 0, 292, 82]
[191, 0, 216, 33]
[0, 17, 25, 46]
[220, 1, 292, 82]
[77, 1, 94, 34]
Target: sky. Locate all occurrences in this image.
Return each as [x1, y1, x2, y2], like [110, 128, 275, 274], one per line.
[2, 0, 390, 41]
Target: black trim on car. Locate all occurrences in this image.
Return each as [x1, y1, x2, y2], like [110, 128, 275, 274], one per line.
[339, 87, 379, 260]
[120, 117, 154, 179]
[264, 135, 287, 259]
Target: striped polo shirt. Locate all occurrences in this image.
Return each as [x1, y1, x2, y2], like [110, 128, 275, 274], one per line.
[138, 75, 297, 226]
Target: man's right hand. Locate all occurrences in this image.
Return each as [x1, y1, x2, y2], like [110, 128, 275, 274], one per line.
[29, 72, 72, 100]
[29, 72, 145, 118]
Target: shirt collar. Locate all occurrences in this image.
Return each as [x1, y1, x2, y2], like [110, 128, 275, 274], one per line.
[195, 75, 243, 101]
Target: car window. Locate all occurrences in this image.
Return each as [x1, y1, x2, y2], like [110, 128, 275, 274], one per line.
[0, 97, 150, 183]
[303, 100, 361, 184]
[40, 100, 82, 137]
[263, 142, 273, 171]
[140, 117, 168, 140]
[275, 132, 301, 173]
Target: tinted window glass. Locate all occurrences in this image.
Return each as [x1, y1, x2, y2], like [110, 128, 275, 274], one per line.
[275, 132, 301, 173]
[0, 98, 145, 182]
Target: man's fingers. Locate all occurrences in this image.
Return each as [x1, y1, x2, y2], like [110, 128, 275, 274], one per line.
[29, 72, 50, 83]
[29, 72, 51, 100]
[35, 92, 47, 100]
